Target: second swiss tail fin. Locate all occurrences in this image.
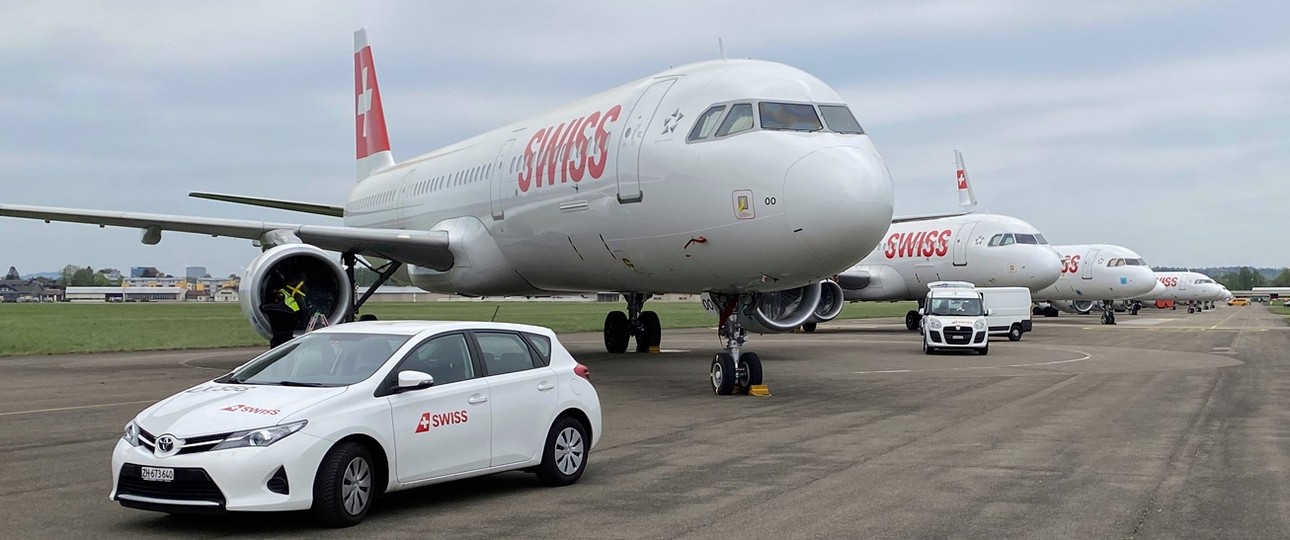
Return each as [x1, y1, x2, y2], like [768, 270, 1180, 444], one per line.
[954, 149, 978, 212]
[354, 28, 394, 181]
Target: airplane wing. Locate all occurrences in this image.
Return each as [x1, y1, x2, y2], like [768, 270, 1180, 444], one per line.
[890, 149, 979, 224]
[0, 204, 452, 270]
[189, 192, 345, 218]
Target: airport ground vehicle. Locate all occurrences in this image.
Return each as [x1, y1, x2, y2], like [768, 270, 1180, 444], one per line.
[110, 321, 601, 527]
[977, 287, 1032, 341]
[1228, 298, 1250, 306]
[921, 287, 989, 355]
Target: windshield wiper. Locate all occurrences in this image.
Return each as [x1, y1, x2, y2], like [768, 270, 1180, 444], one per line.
[276, 381, 328, 387]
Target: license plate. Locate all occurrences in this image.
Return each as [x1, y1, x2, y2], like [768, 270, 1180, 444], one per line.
[141, 466, 174, 482]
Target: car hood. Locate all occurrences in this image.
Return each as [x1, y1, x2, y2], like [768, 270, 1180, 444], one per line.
[935, 318, 980, 327]
[136, 382, 348, 437]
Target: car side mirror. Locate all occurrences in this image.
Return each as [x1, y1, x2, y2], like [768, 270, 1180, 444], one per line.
[396, 370, 434, 392]
[985, 310, 991, 316]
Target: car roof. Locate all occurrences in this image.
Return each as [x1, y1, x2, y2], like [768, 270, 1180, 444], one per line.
[928, 290, 981, 299]
[311, 320, 556, 337]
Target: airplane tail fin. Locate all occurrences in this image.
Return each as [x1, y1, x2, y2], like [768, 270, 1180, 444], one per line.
[954, 150, 978, 212]
[354, 28, 394, 181]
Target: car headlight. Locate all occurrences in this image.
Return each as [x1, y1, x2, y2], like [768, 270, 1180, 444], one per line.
[974, 319, 986, 330]
[122, 421, 141, 446]
[211, 420, 308, 451]
[929, 319, 943, 330]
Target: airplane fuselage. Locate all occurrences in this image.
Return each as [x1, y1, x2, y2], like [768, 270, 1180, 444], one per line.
[838, 214, 1062, 301]
[1034, 244, 1158, 301]
[343, 60, 895, 296]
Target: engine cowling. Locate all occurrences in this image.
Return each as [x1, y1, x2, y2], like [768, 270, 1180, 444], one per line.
[1050, 300, 1095, 315]
[738, 282, 824, 333]
[807, 280, 845, 324]
[240, 244, 353, 340]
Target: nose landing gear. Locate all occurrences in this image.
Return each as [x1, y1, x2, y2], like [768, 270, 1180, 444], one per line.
[707, 293, 764, 395]
[1099, 300, 1116, 325]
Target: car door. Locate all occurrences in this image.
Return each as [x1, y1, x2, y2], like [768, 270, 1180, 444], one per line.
[471, 331, 558, 467]
[384, 333, 492, 483]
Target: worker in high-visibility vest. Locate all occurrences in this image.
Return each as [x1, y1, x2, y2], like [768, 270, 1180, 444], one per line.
[260, 291, 297, 347]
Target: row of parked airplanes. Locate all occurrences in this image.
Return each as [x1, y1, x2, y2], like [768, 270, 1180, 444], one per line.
[0, 29, 1232, 395]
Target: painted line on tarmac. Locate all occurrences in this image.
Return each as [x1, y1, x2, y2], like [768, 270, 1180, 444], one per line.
[0, 400, 155, 417]
[853, 346, 1092, 375]
[1209, 309, 1243, 330]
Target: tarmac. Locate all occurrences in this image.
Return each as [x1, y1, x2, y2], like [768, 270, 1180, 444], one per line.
[1, 304, 1287, 538]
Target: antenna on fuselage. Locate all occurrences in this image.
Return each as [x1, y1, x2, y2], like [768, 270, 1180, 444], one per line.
[718, 38, 726, 61]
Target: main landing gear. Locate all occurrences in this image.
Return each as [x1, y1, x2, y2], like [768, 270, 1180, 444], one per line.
[706, 293, 764, 396]
[341, 252, 402, 323]
[1098, 300, 1116, 325]
[602, 293, 662, 354]
[905, 300, 925, 332]
[1128, 301, 1141, 316]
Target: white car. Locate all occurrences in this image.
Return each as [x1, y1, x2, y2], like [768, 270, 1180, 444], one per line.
[110, 321, 602, 527]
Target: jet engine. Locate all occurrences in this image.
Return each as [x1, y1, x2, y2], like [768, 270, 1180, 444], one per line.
[1050, 300, 1095, 315]
[739, 281, 825, 333]
[806, 279, 845, 324]
[240, 244, 353, 340]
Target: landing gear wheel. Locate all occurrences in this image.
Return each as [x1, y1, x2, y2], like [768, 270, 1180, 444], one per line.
[977, 344, 989, 356]
[311, 441, 374, 528]
[1008, 324, 1023, 341]
[636, 311, 661, 352]
[1130, 303, 1140, 316]
[1100, 311, 1116, 325]
[1044, 306, 1060, 317]
[801, 322, 817, 333]
[710, 353, 736, 395]
[735, 352, 763, 394]
[905, 310, 921, 331]
[1187, 307, 1195, 314]
[603, 311, 629, 353]
[534, 416, 589, 486]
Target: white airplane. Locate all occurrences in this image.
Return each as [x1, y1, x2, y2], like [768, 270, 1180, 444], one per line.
[0, 29, 898, 395]
[1031, 244, 1158, 324]
[827, 151, 1063, 332]
[1133, 271, 1228, 313]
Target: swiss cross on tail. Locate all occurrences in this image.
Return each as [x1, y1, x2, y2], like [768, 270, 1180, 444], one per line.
[353, 28, 394, 180]
[953, 150, 978, 212]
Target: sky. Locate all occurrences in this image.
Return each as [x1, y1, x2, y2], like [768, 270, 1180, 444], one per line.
[1, 0, 1287, 278]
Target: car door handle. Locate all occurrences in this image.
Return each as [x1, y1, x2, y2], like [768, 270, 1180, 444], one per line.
[537, 382, 555, 391]
[468, 394, 488, 405]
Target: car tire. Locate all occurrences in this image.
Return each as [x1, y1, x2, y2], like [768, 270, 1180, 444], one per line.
[977, 344, 989, 356]
[311, 441, 375, 528]
[535, 416, 590, 487]
[710, 353, 736, 395]
[922, 338, 934, 355]
[1008, 324, 1023, 342]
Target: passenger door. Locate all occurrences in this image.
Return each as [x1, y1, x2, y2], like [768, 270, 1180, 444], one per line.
[952, 222, 978, 266]
[471, 331, 558, 467]
[385, 333, 492, 483]
[1081, 248, 1099, 280]
[490, 138, 516, 220]
[615, 78, 676, 203]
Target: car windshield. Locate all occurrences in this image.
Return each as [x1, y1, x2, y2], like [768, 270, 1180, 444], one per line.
[928, 297, 984, 316]
[217, 332, 410, 387]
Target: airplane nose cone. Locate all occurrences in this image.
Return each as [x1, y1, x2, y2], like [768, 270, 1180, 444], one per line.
[1030, 249, 1063, 289]
[783, 145, 894, 273]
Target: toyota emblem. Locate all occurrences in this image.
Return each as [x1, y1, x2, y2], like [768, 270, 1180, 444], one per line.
[154, 434, 181, 457]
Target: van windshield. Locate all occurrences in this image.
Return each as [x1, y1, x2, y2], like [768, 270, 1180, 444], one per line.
[928, 297, 984, 316]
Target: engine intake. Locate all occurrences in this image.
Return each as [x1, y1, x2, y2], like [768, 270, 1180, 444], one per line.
[807, 280, 845, 323]
[240, 244, 353, 340]
[739, 282, 824, 333]
[1051, 300, 1095, 315]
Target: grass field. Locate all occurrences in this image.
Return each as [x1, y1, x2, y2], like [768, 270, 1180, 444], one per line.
[0, 300, 915, 357]
[1269, 304, 1290, 318]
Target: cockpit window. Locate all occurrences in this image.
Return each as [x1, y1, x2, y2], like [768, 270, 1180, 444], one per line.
[758, 102, 822, 132]
[999, 234, 1015, 246]
[688, 105, 727, 142]
[1196, 278, 1214, 284]
[1033, 234, 1049, 245]
[716, 103, 755, 137]
[988, 234, 1002, 247]
[819, 105, 864, 134]
[1014, 233, 1038, 244]
[1108, 258, 1125, 267]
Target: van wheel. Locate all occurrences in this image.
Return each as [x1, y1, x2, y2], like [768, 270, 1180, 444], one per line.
[922, 339, 934, 355]
[535, 416, 589, 486]
[1008, 325, 1023, 342]
[311, 442, 375, 528]
[977, 344, 989, 356]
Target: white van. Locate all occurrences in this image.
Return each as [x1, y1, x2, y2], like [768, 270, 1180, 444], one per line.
[921, 287, 989, 355]
[976, 287, 1033, 341]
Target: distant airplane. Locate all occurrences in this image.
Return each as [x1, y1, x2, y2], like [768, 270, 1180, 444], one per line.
[0, 29, 900, 395]
[1133, 271, 1228, 313]
[1031, 244, 1158, 324]
[823, 151, 1063, 333]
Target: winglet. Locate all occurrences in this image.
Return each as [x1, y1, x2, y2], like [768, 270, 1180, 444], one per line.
[954, 150, 978, 212]
[354, 28, 394, 181]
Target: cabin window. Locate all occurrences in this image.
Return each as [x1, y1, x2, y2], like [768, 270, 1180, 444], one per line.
[716, 103, 754, 137]
[688, 105, 727, 141]
[819, 105, 864, 134]
[758, 102, 822, 132]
